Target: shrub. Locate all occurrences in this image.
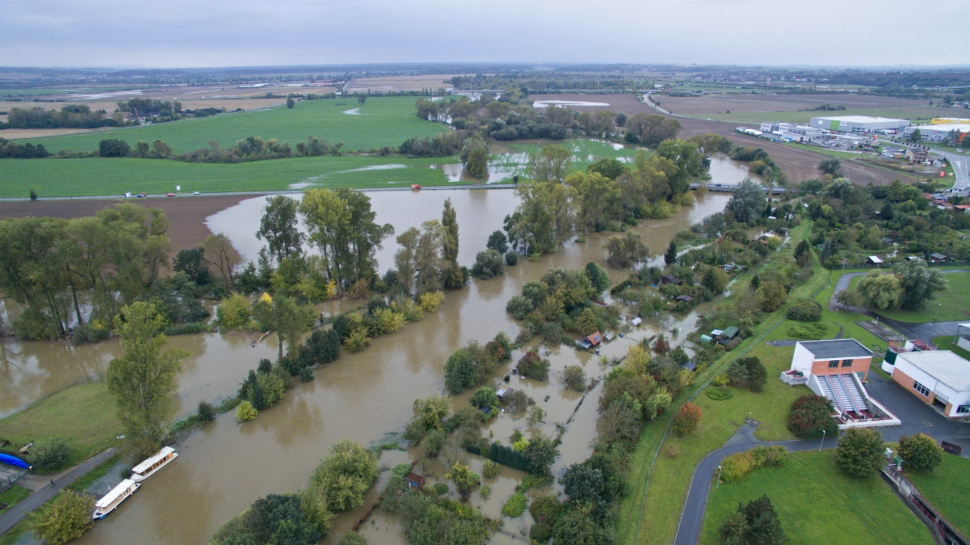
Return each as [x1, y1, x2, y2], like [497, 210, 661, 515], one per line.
[344, 329, 371, 352]
[470, 387, 499, 409]
[256, 372, 286, 407]
[673, 403, 702, 436]
[217, 293, 253, 330]
[29, 489, 94, 545]
[236, 400, 258, 421]
[337, 533, 368, 545]
[310, 441, 379, 511]
[419, 291, 445, 312]
[897, 433, 944, 474]
[705, 386, 733, 401]
[505, 251, 519, 266]
[480, 484, 491, 500]
[786, 322, 829, 340]
[471, 249, 504, 279]
[506, 295, 533, 320]
[517, 352, 550, 381]
[482, 460, 499, 479]
[719, 495, 786, 545]
[663, 443, 680, 458]
[727, 356, 767, 392]
[70, 321, 111, 346]
[721, 446, 788, 482]
[787, 395, 838, 439]
[447, 461, 480, 495]
[786, 299, 822, 322]
[31, 437, 70, 471]
[299, 366, 314, 382]
[563, 365, 587, 391]
[433, 482, 449, 495]
[501, 492, 528, 517]
[197, 400, 216, 422]
[837, 428, 885, 478]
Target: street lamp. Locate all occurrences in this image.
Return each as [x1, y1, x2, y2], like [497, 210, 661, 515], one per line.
[819, 429, 826, 453]
[934, 303, 941, 322]
[716, 465, 723, 490]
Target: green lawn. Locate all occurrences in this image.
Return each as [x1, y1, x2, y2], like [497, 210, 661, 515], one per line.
[845, 271, 970, 323]
[0, 485, 30, 513]
[619, 222, 834, 545]
[907, 454, 970, 539]
[0, 382, 121, 470]
[14, 96, 449, 153]
[698, 451, 935, 545]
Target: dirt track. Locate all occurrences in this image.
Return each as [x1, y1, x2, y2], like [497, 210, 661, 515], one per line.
[529, 93, 918, 185]
[0, 195, 246, 250]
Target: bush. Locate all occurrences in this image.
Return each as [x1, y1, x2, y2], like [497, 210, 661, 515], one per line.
[786, 322, 829, 340]
[255, 372, 286, 407]
[337, 533, 368, 545]
[837, 428, 885, 478]
[705, 386, 733, 400]
[29, 489, 94, 545]
[70, 321, 111, 345]
[482, 460, 499, 479]
[480, 484, 491, 499]
[310, 441, 379, 511]
[31, 437, 70, 471]
[433, 482, 449, 495]
[470, 387, 499, 409]
[727, 356, 767, 392]
[563, 365, 587, 391]
[197, 400, 216, 422]
[673, 403, 702, 436]
[299, 366, 314, 382]
[217, 293, 253, 330]
[786, 299, 822, 322]
[344, 329, 371, 352]
[721, 446, 788, 482]
[471, 249, 504, 279]
[419, 291, 445, 312]
[236, 400, 258, 421]
[517, 352, 550, 381]
[505, 251, 519, 266]
[506, 295, 533, 320]
[501, 492, 528, 517]
[897, 433, 943, 474]
[719, 495, 786, 545]
[787, 395, 838, 439]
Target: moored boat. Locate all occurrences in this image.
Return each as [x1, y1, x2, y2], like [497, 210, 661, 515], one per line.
[93, 479, 139, 520]
[130, 446, 178, 482]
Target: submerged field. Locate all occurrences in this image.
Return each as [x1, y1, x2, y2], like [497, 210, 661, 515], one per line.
[13, 96, 449, 153]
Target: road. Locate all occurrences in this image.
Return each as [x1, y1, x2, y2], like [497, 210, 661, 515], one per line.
[0, 448, 115, 536]
[890, 141, 969, 191]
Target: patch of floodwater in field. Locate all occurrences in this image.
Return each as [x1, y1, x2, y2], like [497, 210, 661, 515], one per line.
[342, 108, 361, 115]
[534, 100, 611, 108]
[65, 188, 736, 545]
[288, 164, 410, 189]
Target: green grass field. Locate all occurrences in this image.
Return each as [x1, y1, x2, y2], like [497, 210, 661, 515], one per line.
[0, 382, 121, 470]
[907, 454, 970, 539]
[0, 485, 30, 513]
[698, 451, 935, 545]
[14, 96, 449, 153]
[847, 271, 970, 323]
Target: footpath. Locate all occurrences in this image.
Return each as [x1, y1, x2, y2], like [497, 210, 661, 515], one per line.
[0, 448, 115, 537]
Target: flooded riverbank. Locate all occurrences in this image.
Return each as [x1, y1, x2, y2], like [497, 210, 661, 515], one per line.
[2, 176, 735, 543]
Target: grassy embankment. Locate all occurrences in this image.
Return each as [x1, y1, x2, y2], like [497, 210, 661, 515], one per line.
[618, 221, 835, 545]
[697, 451, 935, 545]
[0, 486, 30, 513]
[846, 271, 970, 324]
[13, 96, 449, 154]
[907, 454, 970, 539]
[0, 382, 121, 469]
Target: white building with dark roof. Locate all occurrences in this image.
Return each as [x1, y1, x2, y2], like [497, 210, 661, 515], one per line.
[890, 350, 970, 418]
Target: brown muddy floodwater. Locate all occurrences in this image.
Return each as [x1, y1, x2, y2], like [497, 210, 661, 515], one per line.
[0, 165, 743, 544]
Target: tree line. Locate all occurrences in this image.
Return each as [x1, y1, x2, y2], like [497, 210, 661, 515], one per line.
[0, 104, 125, 130]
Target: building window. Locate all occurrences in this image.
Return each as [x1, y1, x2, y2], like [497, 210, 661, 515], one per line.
[828, 361, 839, 369]
[913, 381, 931, 397]
[957, 405, 970, 415]
[842, 359, 853, 367]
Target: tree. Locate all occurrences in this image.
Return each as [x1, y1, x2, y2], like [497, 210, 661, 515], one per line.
[203, 233, 241, 290]
[793, 240, 812, 267]
[309, 441, 378, 512]
[664, 240, 677, 266]
[217, 293, 252, 329]
[106, 302, 187, 458]
[727, 356, 767, 392]
[287, 97, 295, 109]
[258, 195, 305, 265]
[29, 189, 38, 201]
[252, 293, 316, 362]
[447, 461, 480, 496]
[470, 386, 499, 409]
[522, 434, 559, 477]
[487, 230, 509, 254]
[818, 157, 842, 176]
[605, 232, 649, 269]
[897, 433, 944, 474]
[626, 114, 681, 146]
[910, 129, 922, 143]
[588, 157, 627, 181]
[563, 365, 587, 391]
[837, 428, 885, 478]
[857, 271, 902, 310]
[719, 495, 786, 545]
[470, 249, 504, 279]
[726, 179, 766, 224]
[30, 489, 94, 545]
[466, 145, 488, 179]
[894, 260, 947, 311]
[787, 395, 838, 438]
[394, 227, 420, 295]
[441, 198, 463, 288]
[757, 281, 788, 312]
[673, 402, 702, 436]
[529, 145, 572, 183]
[701, 266, 729, 294]
[173, 247, 211, 286]
[30, 437, 70, 471]
[99, 138, 130, 157]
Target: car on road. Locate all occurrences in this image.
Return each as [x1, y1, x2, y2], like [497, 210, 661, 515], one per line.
[137, 193, 146, 198]
[192, 191, 200, 195]
[166, 193, 176, 197]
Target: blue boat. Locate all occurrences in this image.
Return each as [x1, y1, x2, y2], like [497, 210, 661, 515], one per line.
[0, 453, 32, 470]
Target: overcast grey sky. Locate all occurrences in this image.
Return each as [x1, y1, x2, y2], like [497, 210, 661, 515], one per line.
[4, 0, 969, 68]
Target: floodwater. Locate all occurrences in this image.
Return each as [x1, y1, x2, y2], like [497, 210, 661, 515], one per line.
[532, 100, 611, 109]
[2, 179, 736, 544]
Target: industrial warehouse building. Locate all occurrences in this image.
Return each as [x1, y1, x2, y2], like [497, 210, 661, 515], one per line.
[889, 350, 970, 418]
[810, 115, 910, 134]
[903, 123, 970, 143]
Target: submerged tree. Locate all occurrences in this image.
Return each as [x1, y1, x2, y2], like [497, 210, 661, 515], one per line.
[257, 195, 305, 265]
[106, 302, 187, 458]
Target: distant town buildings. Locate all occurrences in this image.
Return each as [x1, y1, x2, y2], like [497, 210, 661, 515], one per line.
[903, 123, 970, 143]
